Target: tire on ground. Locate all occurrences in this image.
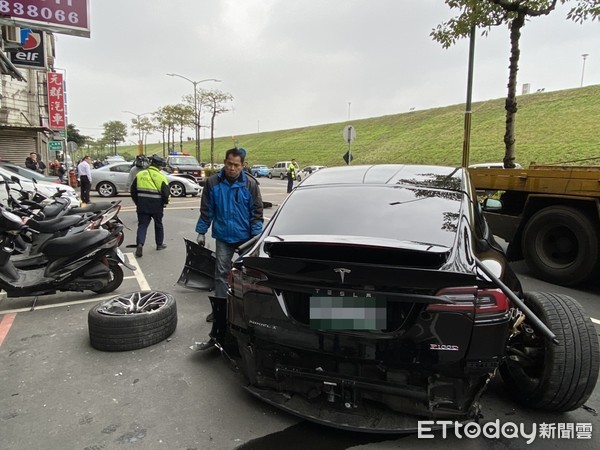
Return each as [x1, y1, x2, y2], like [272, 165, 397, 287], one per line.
[522, 206, 598, 285]
[88, 291, 177, 351]
[500, 291, 599, 412]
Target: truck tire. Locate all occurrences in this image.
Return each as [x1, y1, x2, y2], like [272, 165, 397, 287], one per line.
[522, 206, 598, 285]
[500, 292, 599, 412]
[88, 291, 177, 352]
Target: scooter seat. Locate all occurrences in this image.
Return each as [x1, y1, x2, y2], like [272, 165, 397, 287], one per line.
[43, 228, 111, 257]
[29, 215, 83, 233]
[41, 199, 70, 218]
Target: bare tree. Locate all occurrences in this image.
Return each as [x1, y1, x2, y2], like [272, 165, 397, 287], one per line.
[201, 89, 234, 165]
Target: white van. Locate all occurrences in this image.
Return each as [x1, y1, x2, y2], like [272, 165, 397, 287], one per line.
[268, 161, 299, 180]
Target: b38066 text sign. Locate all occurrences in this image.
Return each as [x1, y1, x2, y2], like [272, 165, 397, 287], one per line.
[0, 0, 90, 38]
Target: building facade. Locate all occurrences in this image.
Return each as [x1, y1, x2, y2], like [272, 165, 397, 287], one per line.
[0, 26, 56, 168]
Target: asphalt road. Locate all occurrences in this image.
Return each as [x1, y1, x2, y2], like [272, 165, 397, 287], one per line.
[1, 177, 599, 450]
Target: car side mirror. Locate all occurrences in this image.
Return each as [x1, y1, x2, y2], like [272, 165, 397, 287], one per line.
[482, 198, 502, 211]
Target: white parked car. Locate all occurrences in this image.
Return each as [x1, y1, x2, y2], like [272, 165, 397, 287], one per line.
[0, 165, 80, 207]
[91, 162, 201, 198]
[298, 165, 325, 181]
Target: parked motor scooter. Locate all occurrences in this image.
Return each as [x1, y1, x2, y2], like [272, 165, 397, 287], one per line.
[12, 200, 125, 259]
[0, 206, 134, 298]
[12, 202, 126, 269]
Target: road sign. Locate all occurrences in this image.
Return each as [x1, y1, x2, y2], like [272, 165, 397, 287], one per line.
[343, 150, 353, 165]
[48, 141, 62, 151]
[342, 125, 356, 143]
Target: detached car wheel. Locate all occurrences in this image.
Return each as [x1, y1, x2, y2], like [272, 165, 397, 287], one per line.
[500, 292, 599, 411]
[88, 291, 177, 352]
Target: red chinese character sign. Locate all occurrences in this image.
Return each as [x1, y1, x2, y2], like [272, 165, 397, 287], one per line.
[47, 72, 65, 130]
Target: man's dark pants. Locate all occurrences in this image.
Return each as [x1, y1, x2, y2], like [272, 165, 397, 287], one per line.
[136, 211, 165, 246]
[80, 175, 91, 203]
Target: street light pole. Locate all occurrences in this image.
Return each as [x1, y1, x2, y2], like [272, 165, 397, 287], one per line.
[123, 110, 152, 155]
[581, 53, 589, 88]
[166, 74, 220, 162]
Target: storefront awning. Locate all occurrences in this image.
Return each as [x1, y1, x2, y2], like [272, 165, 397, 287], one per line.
[0, 50, 26, 82]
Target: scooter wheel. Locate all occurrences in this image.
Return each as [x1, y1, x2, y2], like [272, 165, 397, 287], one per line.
[92, 261, 124, 294]
[88, 291, 177, 351]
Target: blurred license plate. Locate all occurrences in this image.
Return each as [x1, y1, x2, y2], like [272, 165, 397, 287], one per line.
[309, 296, 386, 330]
[116, 247, 125, 262]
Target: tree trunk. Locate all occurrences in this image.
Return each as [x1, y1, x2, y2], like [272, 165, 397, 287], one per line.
[503, 12, 525, 169]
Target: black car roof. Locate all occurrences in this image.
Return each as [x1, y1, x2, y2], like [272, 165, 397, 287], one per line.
[299, 164, 465, 191]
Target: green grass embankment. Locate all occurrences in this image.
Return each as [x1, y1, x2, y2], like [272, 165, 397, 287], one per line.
[120, 85, 600, 169]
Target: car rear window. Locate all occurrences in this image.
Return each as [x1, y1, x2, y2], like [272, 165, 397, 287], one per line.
[269, 185, 464, 248]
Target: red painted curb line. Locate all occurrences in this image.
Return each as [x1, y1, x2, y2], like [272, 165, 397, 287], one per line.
[0, 313, 16, 348]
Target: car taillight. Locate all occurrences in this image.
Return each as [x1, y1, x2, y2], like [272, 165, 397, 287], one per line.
[228, 266, 271, 297]
[473, 289, 510, 318]
[427, 287, 509, 319]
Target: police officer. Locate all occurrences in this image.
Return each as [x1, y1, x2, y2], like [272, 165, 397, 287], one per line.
[130, 154, 170, 257]
[287, 159, 297, 193]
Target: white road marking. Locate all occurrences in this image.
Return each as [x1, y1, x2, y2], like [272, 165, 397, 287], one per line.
[127, 252, 151, 290]
[592, 317, 600, 325]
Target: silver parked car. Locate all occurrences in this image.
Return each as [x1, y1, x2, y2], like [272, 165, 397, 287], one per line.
[91, 163, 201, 198]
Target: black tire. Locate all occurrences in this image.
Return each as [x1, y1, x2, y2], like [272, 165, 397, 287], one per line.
[268, 173, 272, 179]
[97, 181, 117, 197]
[522, 206, 598, 285]
[88, 291, 177, 352]
[500, 292, 599, 412]
[279, 173, 285, 180]
[93, 261, 124, 294]
[169, 181, 185, 197]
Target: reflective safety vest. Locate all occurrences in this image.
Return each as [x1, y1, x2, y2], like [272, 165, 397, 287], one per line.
[288, 162, 296, 180]
[132, 166, 169, 212]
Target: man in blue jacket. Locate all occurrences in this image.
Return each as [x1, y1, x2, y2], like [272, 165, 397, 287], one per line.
[196, 148, 264, 319]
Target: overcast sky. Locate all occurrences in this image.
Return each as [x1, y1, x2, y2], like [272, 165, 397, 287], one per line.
[55, 0, 599, 143]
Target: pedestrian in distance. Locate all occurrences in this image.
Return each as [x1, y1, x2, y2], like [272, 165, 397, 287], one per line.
[130, 154, 170, 258]
[25, 152, 43, 173]
[36, 153, 46, 174]
[51, 159, 66, 183]
[195, 147, 264, 322]
[77, 155, 93, 205]
[126, 154, 149, 190]
[287, 158, 297, 193]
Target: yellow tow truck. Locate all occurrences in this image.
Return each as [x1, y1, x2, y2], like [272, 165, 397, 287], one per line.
[470, 164, 600, 286]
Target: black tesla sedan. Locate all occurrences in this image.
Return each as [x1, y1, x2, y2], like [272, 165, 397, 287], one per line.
[182, 164, 598, 432]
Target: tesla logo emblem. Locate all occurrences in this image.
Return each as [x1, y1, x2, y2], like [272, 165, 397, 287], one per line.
[333, 268, 351, 283]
